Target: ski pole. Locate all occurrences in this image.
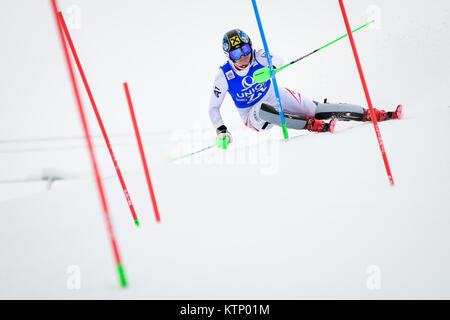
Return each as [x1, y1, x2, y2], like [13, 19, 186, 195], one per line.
[171, 144, 216, 162]
[171, 134, 231, 162]
[253, 20, 375, 84]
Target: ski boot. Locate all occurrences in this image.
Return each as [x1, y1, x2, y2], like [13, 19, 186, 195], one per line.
[363, 105, 403, 122]
[391, 104, 403, 120]
[305, 118, 337, 133]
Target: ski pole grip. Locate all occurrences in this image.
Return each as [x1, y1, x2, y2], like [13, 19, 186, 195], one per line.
[216, 136, 230, 149]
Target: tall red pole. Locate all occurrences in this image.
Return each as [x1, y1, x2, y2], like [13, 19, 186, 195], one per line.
[58, 12, 140, 227]
[123, 83, 161, 222]
[338, 0, 395, 186]
[50, 0, 127, 287]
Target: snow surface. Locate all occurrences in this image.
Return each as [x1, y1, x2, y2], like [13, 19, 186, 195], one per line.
[0, 0, 449, 299]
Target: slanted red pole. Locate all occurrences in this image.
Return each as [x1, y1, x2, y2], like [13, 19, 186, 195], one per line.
[58, 12, 140, 227]
[338, 0, 395, 186]
[123, 83, 161, 222]
[50, 0, 127, 287]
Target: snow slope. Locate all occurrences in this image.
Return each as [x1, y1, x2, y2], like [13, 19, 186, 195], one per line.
[0, 0, 449, 299]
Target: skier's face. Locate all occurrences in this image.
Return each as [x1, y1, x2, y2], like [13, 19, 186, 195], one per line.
[236, 52, 251, 66]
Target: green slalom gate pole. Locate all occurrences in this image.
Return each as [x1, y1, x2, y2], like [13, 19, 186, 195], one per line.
[253, 20, 375, 84]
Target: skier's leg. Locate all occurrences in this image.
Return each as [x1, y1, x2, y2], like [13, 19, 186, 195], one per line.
[279, 87, 316, 117]
[241, 104, 274, 132]
[314, 101, 365, 121]
[258, 88, 336, 132]
[243, 86, 316, 131]
[279, 88, 337, 132]
[314, 100, 403, 122]
[362, 104, 403, 122]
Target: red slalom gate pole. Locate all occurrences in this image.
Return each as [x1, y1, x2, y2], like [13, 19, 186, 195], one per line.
[49, 0, 127, 287]
[338, 0, 395, 186]
[58, 12, 140, 227]
[123, 83, 161, 223]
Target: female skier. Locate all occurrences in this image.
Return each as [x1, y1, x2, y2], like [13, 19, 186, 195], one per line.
[209, 29, 402, 148]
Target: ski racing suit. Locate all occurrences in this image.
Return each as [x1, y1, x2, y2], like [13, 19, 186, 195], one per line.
[208, 49, 318, 132]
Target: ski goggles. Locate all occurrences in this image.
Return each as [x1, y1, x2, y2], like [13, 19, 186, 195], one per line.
[229, 44, 252, 60]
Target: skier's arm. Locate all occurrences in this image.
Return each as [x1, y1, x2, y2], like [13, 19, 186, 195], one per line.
[208, 70, 228, 128]
[208, 70, 233, 148]
[255, 49, 285, 69]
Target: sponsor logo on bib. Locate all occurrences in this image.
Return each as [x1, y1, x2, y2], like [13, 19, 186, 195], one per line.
[225, 70, 235, 80]
[236, 76, 269, 104]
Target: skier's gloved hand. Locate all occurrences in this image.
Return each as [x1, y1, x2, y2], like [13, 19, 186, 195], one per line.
[216, 125, 232, 149]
